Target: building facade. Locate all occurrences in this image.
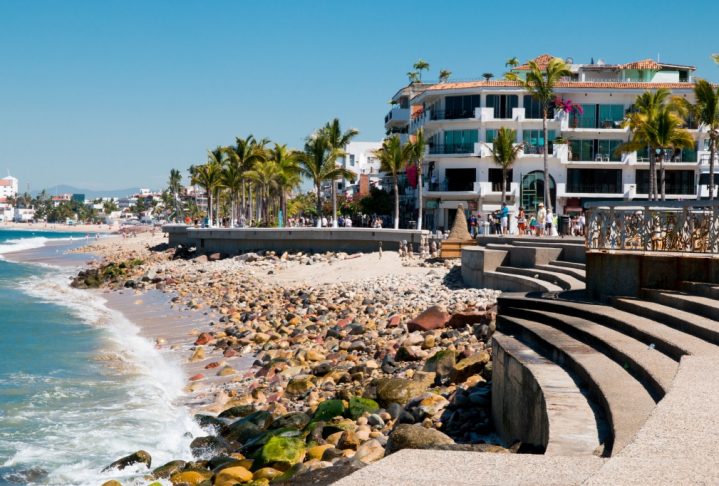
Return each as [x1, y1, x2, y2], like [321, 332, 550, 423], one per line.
[385, 54, 716, 231]
[0, 176, 18, 199]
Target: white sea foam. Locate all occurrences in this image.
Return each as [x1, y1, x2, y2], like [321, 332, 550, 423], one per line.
[0, 237, 56, 257]
[3, 268, 203, 485]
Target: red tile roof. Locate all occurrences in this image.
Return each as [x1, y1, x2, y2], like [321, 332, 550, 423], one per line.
[425, 80, 696, 92]
[619, 59, 662, 70]
[515, 54, 559, 71]
[0, 180, 12, 187]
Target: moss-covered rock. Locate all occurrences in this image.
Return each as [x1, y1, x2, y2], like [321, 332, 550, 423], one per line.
[257, 436, 306, 469]
[151, 459, 186, 479]
[214, 466, 253, 486]
[313, 399, 345, 421]
[347, 397, 379, 420]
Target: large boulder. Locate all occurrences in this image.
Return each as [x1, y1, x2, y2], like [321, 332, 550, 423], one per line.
[169, 470, 212, 485]
[371, 375, 434, 406]
[447, 309, 496, 329]
[101, 450, 151, 472]
[214, 466, 253, 486]
[386, 424, 455, 454]
[285, 375, 316, 397]
[453, 351, 491, 383]
[355, 439, 385, 464]
[257, 436, 306, 469]
[347, 397, 379, 420]
[423, 350, 457, 384]
[151, 460, 186, 479]
[313, 399, 345, 421]
[407, 305, 450, 332]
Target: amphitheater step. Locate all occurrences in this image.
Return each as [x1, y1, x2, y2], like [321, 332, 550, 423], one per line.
[485, 243, 562, 268]
[496, 266, 585, 291]
[612, 296, 719, 347]
[501, 307, 677, 401]
[680, 281, 719, 300]
[483, 271, 563, 292]
[499, 293, 717, 359]
[493, 332, 604, 456]
[497, 314, 656, 456]
[642, 289, 719, 322]
[536, 263, 586, 282]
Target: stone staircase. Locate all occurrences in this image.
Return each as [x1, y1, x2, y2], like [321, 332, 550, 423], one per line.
[494, 281, 719, 461]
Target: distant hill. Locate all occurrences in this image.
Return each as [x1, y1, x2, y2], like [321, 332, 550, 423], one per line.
[34, 185, 145, 199]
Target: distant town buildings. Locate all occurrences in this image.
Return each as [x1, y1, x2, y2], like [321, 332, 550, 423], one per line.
[0, 176, 18, 199]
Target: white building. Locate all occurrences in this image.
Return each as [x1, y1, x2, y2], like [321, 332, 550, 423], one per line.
[335, 141, 383, 196]
[387, 54, 715, 231]
[0, 176, 18, 199]
[14, 207, 35, 222]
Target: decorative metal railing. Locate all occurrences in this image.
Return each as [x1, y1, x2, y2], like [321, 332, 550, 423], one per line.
[585, 201, 719, 254]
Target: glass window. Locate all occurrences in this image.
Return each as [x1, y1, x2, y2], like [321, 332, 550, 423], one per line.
[523, 95, 554, 119]
[597, 140, 623, 161]
[486, 129, 497, 143]
[349, 154, 355, 166]
[523, 130, 556, 153]
[486, 95, 519, 119]
[445, 95, 480, 119]
[488, 168, 512, 191]
[636, 170, 695, 194]
[566, 169, 622, 193]
[443, 130, 478, 153]
[598, 105, 625, 127]
[571, 104, 597, 128]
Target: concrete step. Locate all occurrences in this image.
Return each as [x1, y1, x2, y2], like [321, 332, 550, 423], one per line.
[502, 307, 677, 401]
[536, 263, 586, 282]
[496, 266, 585, 291]
[612, 296, 719, 347]
[486, 243, 562, 268]
[643, 289, 719, 322]
[548, 260, 586, 270]
[511, 240, 587, 264]
[482, 271, 563, 292]
[498, 294, 717, 359]
[497, 314, 657, 456]
[681, 281, 719, 299]
[493, 332, 604, 456]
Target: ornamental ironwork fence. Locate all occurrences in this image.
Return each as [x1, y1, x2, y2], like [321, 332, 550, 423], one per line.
[585, 200, 719, 254]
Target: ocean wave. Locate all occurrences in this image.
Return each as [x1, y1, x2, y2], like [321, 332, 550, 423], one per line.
[0, 237, 55, 257]
[3, 270, 204, 485]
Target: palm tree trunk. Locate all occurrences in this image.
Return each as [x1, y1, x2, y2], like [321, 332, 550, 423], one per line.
[417, 164, 423, 230]
[660, 150, 666, 201]
[332, 179, 338, 228]
[316, 183, 322, 227]
[502, 169, 507, 204]
[241, 180, 246, 220]
[542, 111, 551, 212]
[208, 192, 213, 227]
[648, 150, 656, 201]
[394, 176, 400, 230]
[710, 136, 716, 200]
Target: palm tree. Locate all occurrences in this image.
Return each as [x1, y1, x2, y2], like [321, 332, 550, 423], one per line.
[167, 168, 183, 222]
[438, 69, 452, 83]
[375, 135, 412, 229]
[190, 162, 223, 226]
[482, 72, 494, 81]
[297, 133, 354, 226]
[486, 127, 522, 203]
[690, 79, 719, 199]
[621, 89, 685, 200]
[228, 135, 266, 221]
[320, 119, 359, 227]
[712, 54, 719, 64]
[271, 144, 302, 226]
[246, 160, 281, 225]
[505, 57, 520, 68]
[651, 107, 695, 200]
[407, 71, 419, 84]
[220, 160, 243, 226]
[506, 58, 570, 212]
[407, 128, 427, 230]
[413, 59, 430, 82]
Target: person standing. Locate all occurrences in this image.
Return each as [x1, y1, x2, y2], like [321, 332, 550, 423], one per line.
[545, 208, 554, 237]
[536, 203, 546, 237]
[468, 213, 478, 237]
[500, 202, 509, 236]
[517, 207, 527, 235]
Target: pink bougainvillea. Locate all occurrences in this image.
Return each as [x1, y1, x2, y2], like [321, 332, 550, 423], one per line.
[554, 96, 583, 115]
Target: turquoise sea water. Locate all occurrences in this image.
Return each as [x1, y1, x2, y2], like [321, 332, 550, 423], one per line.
[0, 230, 200, 485]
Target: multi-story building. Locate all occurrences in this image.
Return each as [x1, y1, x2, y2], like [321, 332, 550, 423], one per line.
[0, 176, 18, 199]
[386, 54, 716, 231]
[335, 141, 383, 197]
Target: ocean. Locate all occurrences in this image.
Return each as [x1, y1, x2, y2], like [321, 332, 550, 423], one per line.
[0, 229, 200, 485]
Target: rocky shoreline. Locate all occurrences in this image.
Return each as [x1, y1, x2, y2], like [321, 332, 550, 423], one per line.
[74, 237, 510, 485]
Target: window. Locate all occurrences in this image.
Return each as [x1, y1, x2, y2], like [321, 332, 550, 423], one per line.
[486, 94, 519, 119]
[636, 170, 695, 194]
[571, 104, 624, 128]
[569, 139, 623, 161]
[486, 129, 497, 143]
[445, 95, 480, 119]
[523, 129, 556, 154]
[488, 168, 513, 192]
[445, 168, 477, 191]
[699, 173, 719, 185]
[349, 154, 355, 166]
[523, 95, 554, 119]
[566, 169, 622, 193]
[442, 130, 477, 153]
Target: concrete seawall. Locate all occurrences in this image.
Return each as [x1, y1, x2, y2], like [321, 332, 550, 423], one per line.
[163, 225, 429, 254]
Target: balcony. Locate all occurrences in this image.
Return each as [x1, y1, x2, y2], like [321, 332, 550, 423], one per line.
[426, 180, 479, 193]
[565, 183, 623, 194]
[385, 106, 410, 126]
[428, 143, 477, 155]
[429, 109, 477, 121]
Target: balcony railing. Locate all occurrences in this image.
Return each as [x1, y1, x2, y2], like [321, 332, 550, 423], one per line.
[428, 143, 476, 155]
[429, 109, 477, 121]
[566, 184, 622, 194]
[585, 200, 719, 253]
[427, 180, 478, 192]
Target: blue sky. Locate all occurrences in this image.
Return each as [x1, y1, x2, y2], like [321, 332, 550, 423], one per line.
[1, 0, 718, 192]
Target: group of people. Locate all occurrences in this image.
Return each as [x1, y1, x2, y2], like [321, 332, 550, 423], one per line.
[466, 202, 585, 237]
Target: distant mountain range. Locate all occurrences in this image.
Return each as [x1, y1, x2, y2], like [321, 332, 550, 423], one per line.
[34, 185, 146, 199]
